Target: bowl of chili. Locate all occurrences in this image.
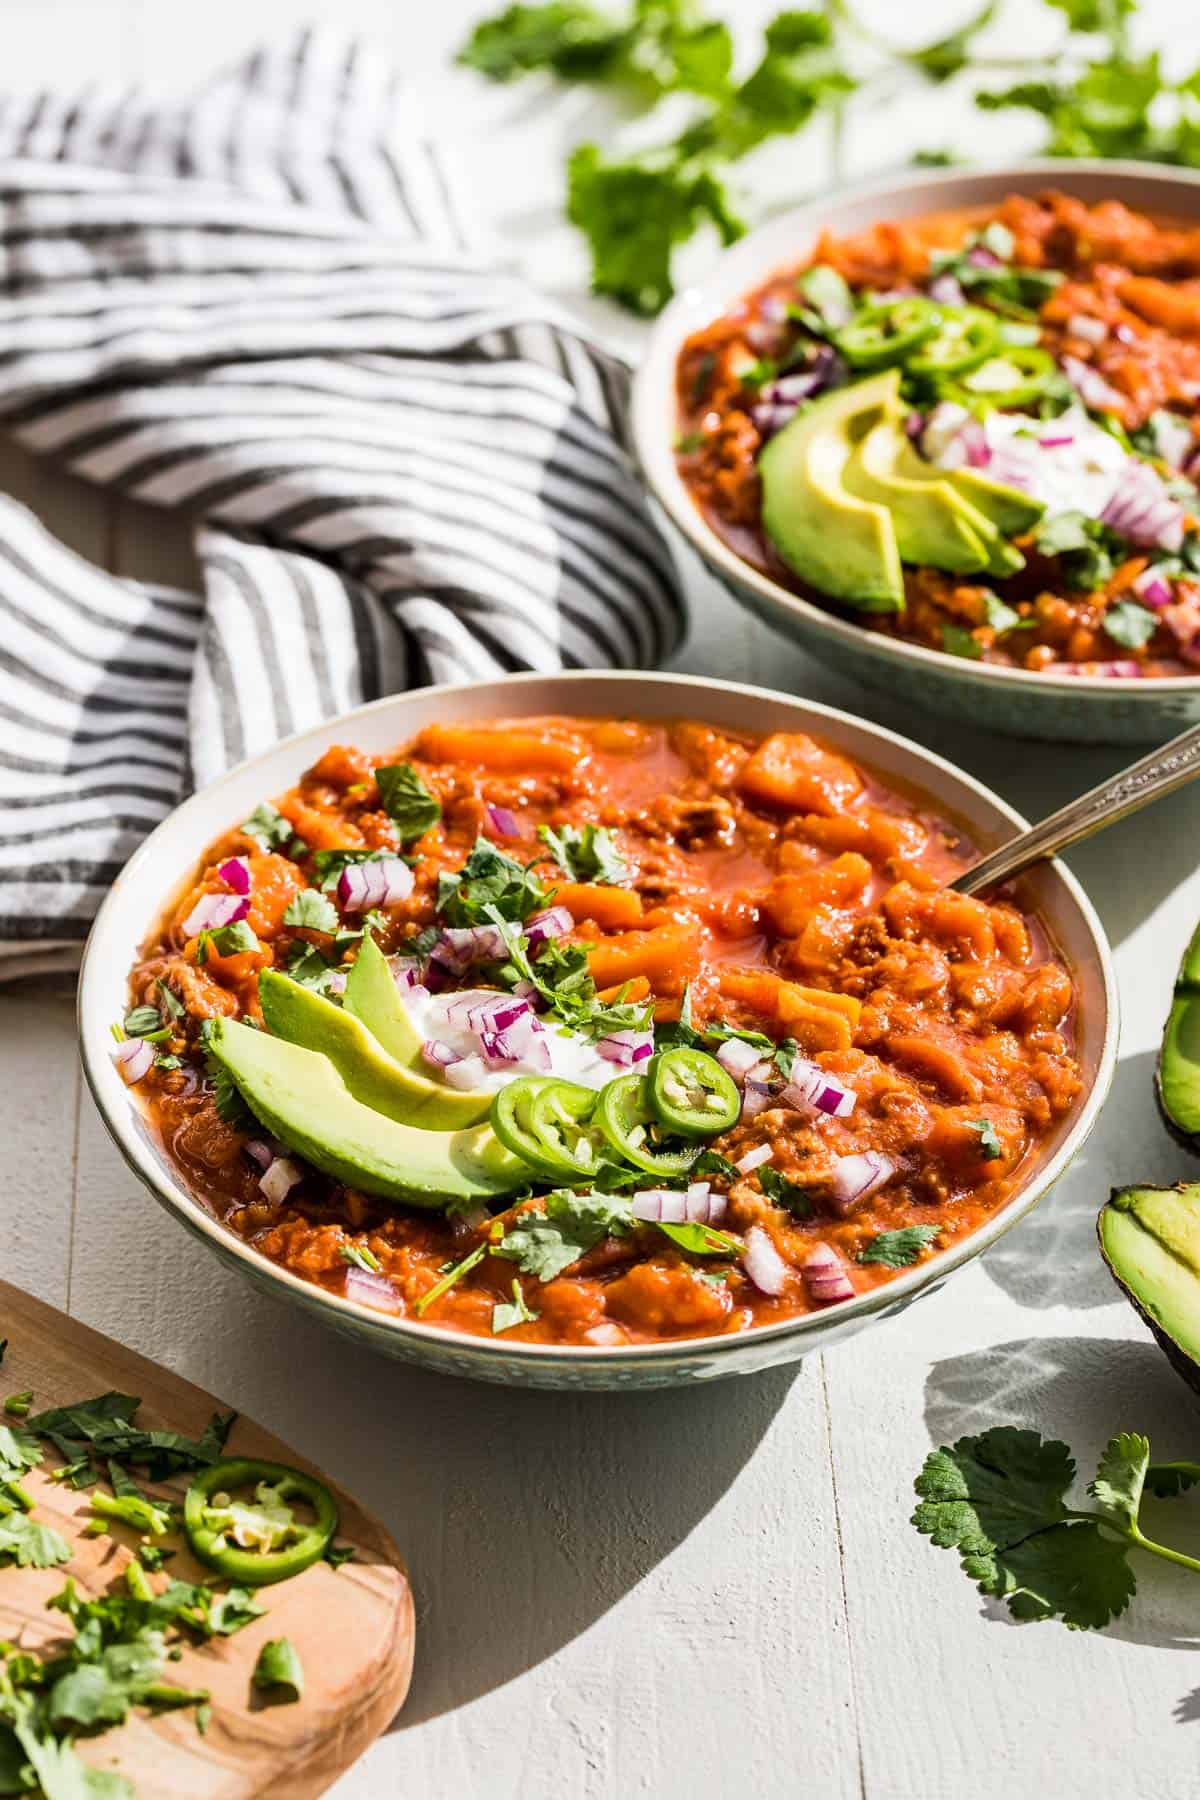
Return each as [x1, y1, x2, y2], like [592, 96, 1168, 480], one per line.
[79, 671, 1116, 1389]
[632, 161, 1200, 745]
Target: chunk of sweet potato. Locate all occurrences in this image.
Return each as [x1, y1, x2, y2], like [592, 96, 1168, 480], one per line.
[586, 923, 702, 995]
[888, 1035, 983, 1102]
[415, 722, 581, 773]
[739, 733, 863, 816]
[553, 882, 644, 929]
[763, 853, 873, 936]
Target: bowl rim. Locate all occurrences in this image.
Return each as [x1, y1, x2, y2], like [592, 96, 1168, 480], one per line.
[631, 156, 1200, 700]
[78, 668, 1119, 1371]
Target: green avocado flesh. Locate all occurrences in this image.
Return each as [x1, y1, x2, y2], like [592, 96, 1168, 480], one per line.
[759, 370, 905, 612]
[207, 1016, 522, 1206]
[259, 964, 491, 1129]
[1100, 1186, 1200, 1385]
[759, 367, 1040, 607]
[343, 933, 425, 1065]
[1157, 920, 1200, 1146]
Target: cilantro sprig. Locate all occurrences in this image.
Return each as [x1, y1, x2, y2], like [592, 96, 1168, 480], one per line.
[538, 821, 630, 885]
[913, 1425, 1200, 1629]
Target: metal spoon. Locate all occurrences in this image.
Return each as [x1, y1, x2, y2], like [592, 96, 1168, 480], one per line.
[951, 718, 1200, 896]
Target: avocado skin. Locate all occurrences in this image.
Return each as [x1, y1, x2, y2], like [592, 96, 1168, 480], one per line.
[1155, 920, 1200, 1152]
[1098, 1185, 1200, 1398]
[208, 1016, 521, 1206]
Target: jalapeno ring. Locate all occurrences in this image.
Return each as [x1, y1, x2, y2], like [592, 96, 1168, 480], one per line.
[184, 1457, 338, 1587]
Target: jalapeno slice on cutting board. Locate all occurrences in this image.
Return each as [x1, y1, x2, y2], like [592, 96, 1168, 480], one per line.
[184, 1457, 338, 1586]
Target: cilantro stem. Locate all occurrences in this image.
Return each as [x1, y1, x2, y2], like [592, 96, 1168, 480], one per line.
[1127, 1527, 1200, 1580]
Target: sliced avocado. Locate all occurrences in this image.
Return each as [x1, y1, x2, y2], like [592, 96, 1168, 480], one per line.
[1099, 1185, 1200, 1391]
[1158, 920, 1200, 1149]
[207, 1016, 521, 1206]
[344, 935, 427, 1067]
[844, 419, 996, 575]
[259, 964, 491, 1130]
[891, 437, 1044, 538]
[759, 370, 905, 612]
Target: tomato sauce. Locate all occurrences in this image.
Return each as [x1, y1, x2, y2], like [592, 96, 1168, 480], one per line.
[676, 190, 1200, 677]
[126, 715, 1082, 1347]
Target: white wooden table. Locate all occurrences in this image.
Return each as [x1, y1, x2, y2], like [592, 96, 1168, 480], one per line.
[6, 3, 1200, 1795]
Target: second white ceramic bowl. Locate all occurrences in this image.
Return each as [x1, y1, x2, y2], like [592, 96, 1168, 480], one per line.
[632, 161, 1200, 745]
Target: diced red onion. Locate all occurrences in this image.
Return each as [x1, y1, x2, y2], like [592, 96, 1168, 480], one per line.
[1062, 354, 1125, 415]
[113, 1037, 154, 1085]
[1057, 659, 1143, 678]
[632, 1188, 689, 1223]
[243, 1138, 275, 1170]
[342, 1266, 402, 1313]
[327, 969, 347, 997]
[479, 1009, 551, 1071]
[422, 1039, 461, 1069]
[260, 1157, 304, 1203]
[1038, 433, 1075, 449]
[1100, 461, 1185, 552]
[753, 347, 844, 437]
[444, 1053, 490, 1090]
[1133, 566, 1174, 609]
[597, 1029, 654, 1066]
[966, 243, 1003, 270]
[830, 1151, 896, 1214]
[743, 1225, 789, 1297]
[337, 857, 414, 913]
[904, 411, 925, 441]
[218, 856, 251, 895]
[716, 1038, 763, 1082]
[391, 958, 423, 991]
[1067, 313, 1107, 346]
[740, 1080, 775, 1121]
[484, 803, 520, 839]
[686, 1181, 724, 1223]
[525, 906, 573, 949]
[781, 1061, 856, 1119]
[433, 925, 509, 972]
[735, 1142, 774, 1175]
[182, 890, 249, 937]
[928, 272, 966, 307]
[802, 1243, 855, 1304]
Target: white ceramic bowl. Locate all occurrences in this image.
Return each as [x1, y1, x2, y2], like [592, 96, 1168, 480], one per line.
[79, 672, 1117, 1388]
[632, 161, 1200, 746]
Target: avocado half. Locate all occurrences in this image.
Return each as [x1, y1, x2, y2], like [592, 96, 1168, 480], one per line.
[1157, 920, 1200, 1150]
[1099, 1185, 1200, 1395]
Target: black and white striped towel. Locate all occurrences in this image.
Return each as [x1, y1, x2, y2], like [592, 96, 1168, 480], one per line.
[0, 29, 685, 978]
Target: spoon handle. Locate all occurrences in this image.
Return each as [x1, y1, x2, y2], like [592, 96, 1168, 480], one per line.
[951, 718, 1200, 896]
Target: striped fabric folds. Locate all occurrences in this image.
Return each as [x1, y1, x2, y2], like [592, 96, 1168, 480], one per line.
[0, 29, 684, 974]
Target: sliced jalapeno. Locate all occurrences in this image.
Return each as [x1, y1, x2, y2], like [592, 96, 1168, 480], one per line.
[833, 297, 942, 370]
[953, 345, 1058, 410]
[183, 1457, 338, 1587]
[647, 1047, 740, 1138]
[526, 1080, 604, 1179]
[491, 1076, 570, 1179]
[907, 305, 1000, 378]
[595, 1072, 698, 1177]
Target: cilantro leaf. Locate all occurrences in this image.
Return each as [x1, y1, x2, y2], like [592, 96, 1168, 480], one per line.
[941, 623, 983, 661]
[758, 1167, 814, 1218]
[858, 1224, 941, 1268]
[375, 762, 440, 842]
[492, 1279, 540, 1334]
[285, 941, 340, 994]
[240, 802, 301, 855]
[996, 1521, 1135, 1628]
[339, 1244, 383, 1274]
[198, 1020, 255, 1128]
[689, 1148, 739, 1183]
[1144, 1461, 1200, 1499]
[459, 3, 628, 81]
[967, 1118, 1002, 1161]
[25, 1391, 234, 1483]
[905, 0, 997, 81]
[283, 888, 339, 934]
[195, 919, 260, 964]
[538, 821, 630, 884]
[253, 1638, 304, 1702]
[0, 1424, 41, 1481]
[1103, 599, 1158, 650]
[437, 837, 551, 927]
[1088, 1432, 1150, 1528]
[0, 1510, 71, 1569]
[123, 1006, 168, 1041]
[656, 1220, 742, 1256]
[493, 1191, 634, 1282]
[325, 1543, 357, 1571]
[982, 592, 1032, 635]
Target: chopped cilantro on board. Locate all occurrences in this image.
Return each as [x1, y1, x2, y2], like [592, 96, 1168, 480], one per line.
[913, 1426, 1200, 1629]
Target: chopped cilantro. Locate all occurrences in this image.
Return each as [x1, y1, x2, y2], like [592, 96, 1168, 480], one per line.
[758, 1167, 814, 1217]
[493, 1190, 634, 1282]
[792, 262, 854, 334]
[284, 941, 341, 994]
[374, 762, 441, 841]
[967, 1118, 1002, 1160]
[656, 1221, 742, 1257]
[912, 1425, 1200, 1630]
[0, 1511, 70, 1570]
[740, 358, 778, 391]
[538, 821, 630, 885]
[438, 836, 551, 927]
[415, 1244, 486, 1316]
[123, 1005, 170, 1042]
[492, 1280, 540, 1334]
[1103, 599, 1158, 650]
[941, 623, 983, 660]
[675, 430, 708, 453]
[24, 1391, 234, 1484]
[90, 1489, 175, 1538]
[339, 1244, 383, 1274]
[198, 1019, 255, 1128]
[981, 592, 1034, 635]
[1032, 512, 1118, 590]
[240, 801, 301, 855]
[858, 1224, 941, 1268]
[195, 919, 260, 964]
[253, 1637, 305, 1703]
[283, 888, 339, 934]
[325, 1542, 357, 1570]
[156, 980, 184, 1020]
[3, 1393, 32, 1419]
[688, 1149, 740, 1183]
[155, 1054, 182, 1072]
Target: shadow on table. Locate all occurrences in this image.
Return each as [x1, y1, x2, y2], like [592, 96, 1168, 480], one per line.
[980, 1049, 1168, 1313]
[923, 1332, 1200, 1659]
[240, 1300, 800, 1725]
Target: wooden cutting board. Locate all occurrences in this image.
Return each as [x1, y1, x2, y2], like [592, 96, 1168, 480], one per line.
[0, 1281, 415, 1799]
